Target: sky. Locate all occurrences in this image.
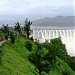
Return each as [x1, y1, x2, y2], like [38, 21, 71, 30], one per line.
[0, 0, 74, 25]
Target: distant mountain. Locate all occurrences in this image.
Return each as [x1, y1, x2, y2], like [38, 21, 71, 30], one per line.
[0, 16, 74, 29]
[32, 16, 75, 27]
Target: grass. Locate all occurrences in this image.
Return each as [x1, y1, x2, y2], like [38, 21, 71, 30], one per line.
[0, 37, 37, 75]
[0, 36, 75, 75]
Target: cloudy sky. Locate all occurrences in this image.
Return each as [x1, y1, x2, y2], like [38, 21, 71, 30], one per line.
[0, 0, 74, 25]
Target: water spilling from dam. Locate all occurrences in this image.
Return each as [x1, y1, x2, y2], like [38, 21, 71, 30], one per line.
[31, 26, 75, 56]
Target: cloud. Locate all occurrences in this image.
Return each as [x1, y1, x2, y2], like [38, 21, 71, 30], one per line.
[0, 0, 74, 24]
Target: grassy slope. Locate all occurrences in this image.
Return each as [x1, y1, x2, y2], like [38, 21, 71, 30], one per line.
[0, 37, 75, 75]
[0, 37, 37, 75]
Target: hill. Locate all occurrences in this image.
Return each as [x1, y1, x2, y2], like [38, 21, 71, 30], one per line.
[0, 37, 75, 75]
[0, 37, 37, 75]
[31, 16, 74, 29]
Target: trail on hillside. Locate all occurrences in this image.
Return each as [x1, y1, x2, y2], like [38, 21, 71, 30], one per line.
[0, 40, 6, 46]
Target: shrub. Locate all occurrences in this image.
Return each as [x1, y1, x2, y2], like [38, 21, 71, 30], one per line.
[28, 45, 51, 75]
[29, 37, 33, 41]
[25, 41, 32, 51]
[10, 31, 15, 44]
[70, 57, 75, 71]
[21, 34, 26, 37]
[0, 36, 3, 41]
[62, 70, 70, 75]
[67, 56, 75, 71]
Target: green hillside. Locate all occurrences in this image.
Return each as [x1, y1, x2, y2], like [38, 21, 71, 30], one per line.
[0, 37, 75, 75]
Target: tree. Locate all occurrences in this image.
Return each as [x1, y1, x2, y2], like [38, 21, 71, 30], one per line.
[42, 41, 56, 67]
[41, 40, 50, 50]
[62, 70, 70, 75]
[25, 40, 32, 51]
[67, 56, 75, 71]
[23, 18, 32, 38]
[49, 37, 68, 61]
[28, 38, 68, 75]
[1, 24, 9, 35]
[10, 31, 15, 44]
[14, 22, 21, 34]
[29, 44, 52, 75]
[42, 38, 68, 66]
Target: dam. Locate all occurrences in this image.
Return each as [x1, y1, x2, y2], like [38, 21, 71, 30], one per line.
[31, 26, 75, 56]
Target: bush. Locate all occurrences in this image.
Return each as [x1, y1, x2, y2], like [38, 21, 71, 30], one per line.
[21, 34, 26, 37]
[10, 31, 15, 44]
[29, 37, 33, 41]
[67, 56, 75, 71]
[70, 57, 75, 71]
[28, 45, 51, 75]
[25, 41, 32, 51]
[62, 70, 70, 75]
[28, 51, 35, 63]
[0, 36, 3, 41]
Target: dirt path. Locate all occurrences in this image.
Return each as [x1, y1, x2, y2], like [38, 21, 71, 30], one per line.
[0, 40, 6, 46]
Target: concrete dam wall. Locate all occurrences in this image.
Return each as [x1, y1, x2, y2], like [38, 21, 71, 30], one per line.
[32, 28, 75, 56]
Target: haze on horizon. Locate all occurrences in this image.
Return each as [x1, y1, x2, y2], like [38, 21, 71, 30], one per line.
[0, 0, 74, 25]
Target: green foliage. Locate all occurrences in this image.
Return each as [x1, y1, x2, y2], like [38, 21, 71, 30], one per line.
[29, 44, 51, 75]
[42, 38, 75, 72]
[1, 24, 9, 35]
[0, 37, 75, 75]
[49, 57, 74, 75]
[0, 34, 3, 41]
[10, 31, 15, 44]
[14, 22, 21, 34]
[23, 18, 32, 38]
[0, 37, 37, 75]
[25, 40, 32, 51]
[50, 38, 68, 61]
[28, 38, 74, 75]
[62, 70, 70, 75]
[69, 57, 75, 71]
[0, 46, 2, 65]
[41, 40, 50, 50]
[67, 56, 75, 71]
[20, 33, 26, 37]
[29, 37, 34, 41]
